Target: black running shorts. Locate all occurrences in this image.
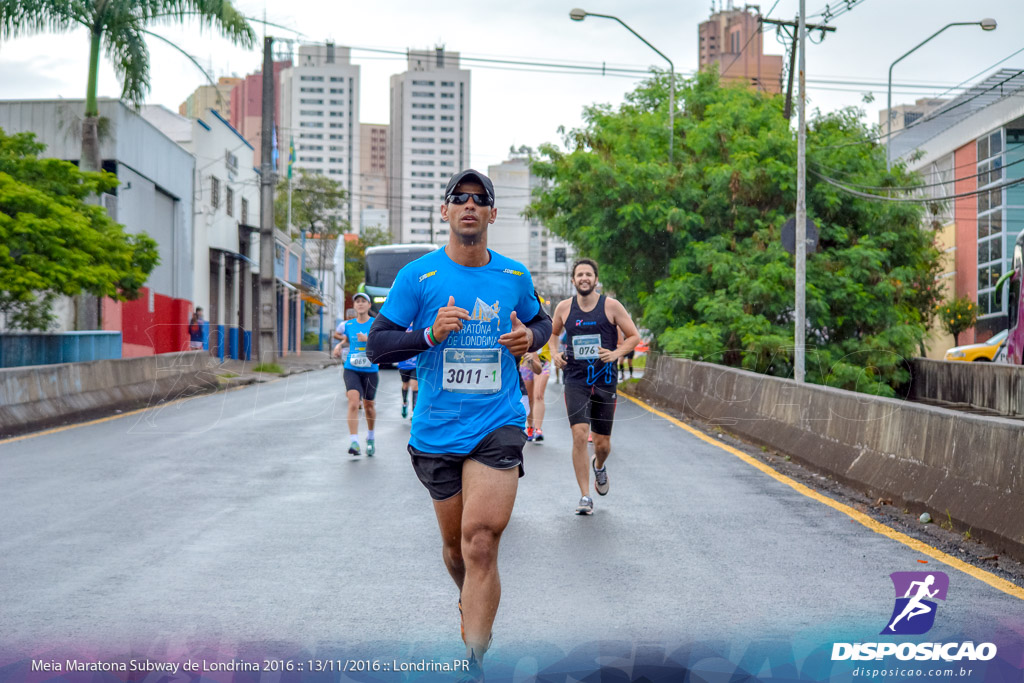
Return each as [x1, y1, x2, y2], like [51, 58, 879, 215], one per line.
[408, 425, 527, 501]
[344, 368, 379, 400]
[399, 368, 417, 383]
[564, 383, 617, 436]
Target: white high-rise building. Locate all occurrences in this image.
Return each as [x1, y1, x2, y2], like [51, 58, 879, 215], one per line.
[389, 47, 470, 243]
[488, 156, 575, 302]
[279, 43, 361, 229]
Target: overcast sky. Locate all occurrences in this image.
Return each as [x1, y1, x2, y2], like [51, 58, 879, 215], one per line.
[0, 0, 1020, 172]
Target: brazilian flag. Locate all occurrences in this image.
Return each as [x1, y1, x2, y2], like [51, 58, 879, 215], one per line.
[287, 136, 295, 180]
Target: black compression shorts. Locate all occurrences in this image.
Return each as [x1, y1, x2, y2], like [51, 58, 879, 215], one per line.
[408, 425, 527, 501]
[344, 369, 379, 400]
[399, 368, 417, 383]
[564, 383, 617, 436]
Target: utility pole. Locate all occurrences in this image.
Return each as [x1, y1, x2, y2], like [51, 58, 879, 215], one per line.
[429, 206, 435, 244]
[257, 36, 277, 362]
[783, 28, 797, 119]
[761, 18, 835, 120]
[762, 13, 834, 382]
[794, 0, 807, 383]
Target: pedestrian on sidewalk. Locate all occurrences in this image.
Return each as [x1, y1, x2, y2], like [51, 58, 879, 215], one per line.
[188, 308, 204, 350]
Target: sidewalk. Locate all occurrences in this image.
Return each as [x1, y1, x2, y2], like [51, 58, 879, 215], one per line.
[211, 351, 341, 389]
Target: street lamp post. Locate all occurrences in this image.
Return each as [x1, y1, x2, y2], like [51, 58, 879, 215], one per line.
[570, 8, 674, 164]
[886, 18, 996, 169]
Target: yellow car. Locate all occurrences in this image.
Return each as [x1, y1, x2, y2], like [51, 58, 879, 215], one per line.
[943, 329, 1008, 362]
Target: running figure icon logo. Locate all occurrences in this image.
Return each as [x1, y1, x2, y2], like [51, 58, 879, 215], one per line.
[882, 572, 949, 635]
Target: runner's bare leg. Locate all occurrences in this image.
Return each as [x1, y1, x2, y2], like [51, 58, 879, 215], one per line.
[571, 423, 591, 497]
[459, 459, 518, 658]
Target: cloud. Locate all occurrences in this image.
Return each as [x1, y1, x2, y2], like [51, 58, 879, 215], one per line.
[0, 57, 76, 99]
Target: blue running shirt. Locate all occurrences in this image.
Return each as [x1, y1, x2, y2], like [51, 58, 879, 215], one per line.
[338, 317, 378, 373]
[380, 248, 540, 454]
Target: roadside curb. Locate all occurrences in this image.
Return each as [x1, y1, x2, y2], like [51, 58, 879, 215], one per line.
[212, 358, 341, 390]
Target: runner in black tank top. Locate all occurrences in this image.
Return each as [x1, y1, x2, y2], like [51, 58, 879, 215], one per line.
[562, 295, 619, 386]
[550, 258, 641, 516]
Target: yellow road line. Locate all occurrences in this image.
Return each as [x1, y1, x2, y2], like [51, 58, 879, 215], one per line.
[0, 382, 258, 446]
[620, 391, 1024, 601]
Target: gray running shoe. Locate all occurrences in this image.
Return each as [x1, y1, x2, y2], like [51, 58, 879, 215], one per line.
[592, 455, 609, 496]
[575, 495, 594, 515]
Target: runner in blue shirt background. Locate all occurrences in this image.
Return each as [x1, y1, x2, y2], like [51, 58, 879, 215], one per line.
[333, 292, 379, 456]
[397, 346, 418, 419]
[366, 170, 551, 680]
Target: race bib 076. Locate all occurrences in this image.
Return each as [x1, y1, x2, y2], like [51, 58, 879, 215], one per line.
[572, 334, 602, 360]
[443, 348, 501, 394]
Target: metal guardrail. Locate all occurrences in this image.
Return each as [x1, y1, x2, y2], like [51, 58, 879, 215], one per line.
[0, 331, 122, 368]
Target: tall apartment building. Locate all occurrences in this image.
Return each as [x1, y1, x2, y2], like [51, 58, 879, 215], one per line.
[279, 43, 361, 229]
[487, 156, 575, 301]
[389, 47, 470, 243]
[179, 76, 242, 120]
[228, 60, 291, 165]
[360, 123, 388, 232]
[698, 2, 783, 93]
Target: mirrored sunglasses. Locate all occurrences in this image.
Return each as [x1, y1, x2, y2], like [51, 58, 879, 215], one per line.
[446, 192, 493, 207]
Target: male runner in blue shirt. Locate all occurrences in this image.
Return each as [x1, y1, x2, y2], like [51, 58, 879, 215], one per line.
[366, 170, 550, 677]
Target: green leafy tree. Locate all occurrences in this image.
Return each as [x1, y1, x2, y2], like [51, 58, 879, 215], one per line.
[0, 128, 159, 330]
[275, 169, 349, 298]
[0, 1, 255, 173]
[275, 168, 350, 239]
[937, 296, 977, 346]
[530, 69, 943, 396]
[345, 225, 391, 299]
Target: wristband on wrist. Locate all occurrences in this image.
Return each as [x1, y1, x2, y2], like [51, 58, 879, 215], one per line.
[425, 326, 438, 347]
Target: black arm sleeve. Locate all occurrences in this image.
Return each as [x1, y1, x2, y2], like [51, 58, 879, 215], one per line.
[525, 308, 552, 353]
[366, 313, 430, 364]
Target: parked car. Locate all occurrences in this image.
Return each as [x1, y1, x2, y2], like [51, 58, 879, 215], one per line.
[943, 329, 1008, 362]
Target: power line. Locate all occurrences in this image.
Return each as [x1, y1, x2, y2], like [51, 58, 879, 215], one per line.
[811, 0, 869, 23]
[928, 45, 1024, 103]
[814, 68, 1024, 151]
[811, 142, 1024, 185]
[810, 167, 1024, 202]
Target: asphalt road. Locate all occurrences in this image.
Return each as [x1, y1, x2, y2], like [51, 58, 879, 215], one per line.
[2, 367, 1024, 679]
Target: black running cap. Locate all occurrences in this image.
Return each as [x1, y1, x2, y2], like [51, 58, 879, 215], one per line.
[444, 169, 495, 203]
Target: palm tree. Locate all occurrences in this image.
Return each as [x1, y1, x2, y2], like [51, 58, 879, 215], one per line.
[0, 1, 256, 173]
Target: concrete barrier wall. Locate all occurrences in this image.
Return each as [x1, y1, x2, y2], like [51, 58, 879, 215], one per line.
[0, 351, 218, 437]
[634, 354, 1024, 559]
[909, 357, 1024, 417]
